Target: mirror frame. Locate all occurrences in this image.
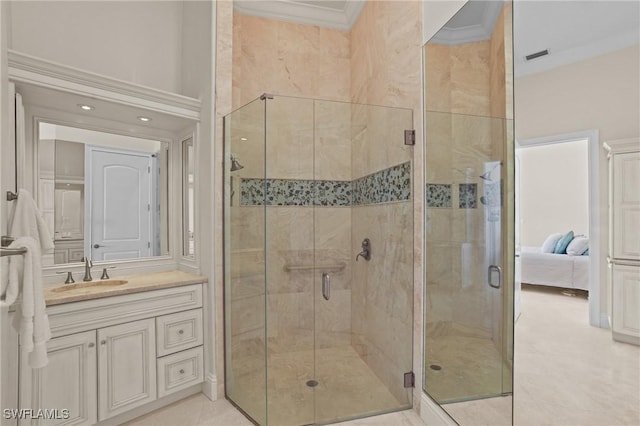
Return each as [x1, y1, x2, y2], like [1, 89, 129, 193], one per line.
[8, 50, 201, 280]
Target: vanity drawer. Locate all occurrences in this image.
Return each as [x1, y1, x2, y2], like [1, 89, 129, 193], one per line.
[156, 308, 203, 356]
[157, 346, 204, 398]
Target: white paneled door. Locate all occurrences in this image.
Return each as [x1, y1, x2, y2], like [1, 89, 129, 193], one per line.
[86, 146, 152, 261]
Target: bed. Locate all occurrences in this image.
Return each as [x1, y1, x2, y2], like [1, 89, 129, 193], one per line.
[520, 246, 589, 291]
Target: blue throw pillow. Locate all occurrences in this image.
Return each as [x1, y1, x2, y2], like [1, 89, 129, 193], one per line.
[554, 231, 574, 254]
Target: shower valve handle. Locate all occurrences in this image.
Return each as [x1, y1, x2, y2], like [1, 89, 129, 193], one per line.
[356, 238, 371, 261]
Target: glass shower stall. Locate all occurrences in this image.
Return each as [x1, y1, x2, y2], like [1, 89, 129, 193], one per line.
[223, 95, 414, 425]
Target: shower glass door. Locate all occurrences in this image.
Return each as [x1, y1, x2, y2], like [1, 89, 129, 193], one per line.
[423, 0, 514, 424]
[312, 100, 414, 424]
[224, 94, 414, 425]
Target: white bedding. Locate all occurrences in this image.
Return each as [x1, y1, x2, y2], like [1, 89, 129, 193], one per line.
[520, 246, 589, 291]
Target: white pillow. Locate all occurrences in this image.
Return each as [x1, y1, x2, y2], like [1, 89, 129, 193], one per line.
[541, 233, 563, 253]
[566, 236, 589, 256]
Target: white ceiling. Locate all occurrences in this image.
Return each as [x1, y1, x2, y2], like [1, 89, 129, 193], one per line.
[235, 0, 639, 77]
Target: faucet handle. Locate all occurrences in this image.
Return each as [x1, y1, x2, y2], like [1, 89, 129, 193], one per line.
[101, 266, 116, 280]
[56, 271, 75, 284]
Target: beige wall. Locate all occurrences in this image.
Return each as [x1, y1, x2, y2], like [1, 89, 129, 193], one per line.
[8, 1, 185, 93]
[515, 44, 640, 322]
[515, 46, 640, 143]
[518, 140, 590, 247]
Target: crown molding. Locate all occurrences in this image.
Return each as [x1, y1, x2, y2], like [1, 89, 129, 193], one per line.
[233, 0, 365, 31]
[8, 50, 201, 120]
[430, 1, 502, 46]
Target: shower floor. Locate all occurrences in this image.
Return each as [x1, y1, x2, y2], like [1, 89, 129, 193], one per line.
[425, 334, 510, 403]
[229, 344, 403, 426]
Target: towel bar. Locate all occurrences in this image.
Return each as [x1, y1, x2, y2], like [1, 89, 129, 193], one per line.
[1, 247, 27, 257]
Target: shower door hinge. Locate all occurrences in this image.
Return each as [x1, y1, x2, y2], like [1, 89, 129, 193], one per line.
[260, 93, 274, 100]
[404, 129, 415, 146]
[404, 371, 415, 388]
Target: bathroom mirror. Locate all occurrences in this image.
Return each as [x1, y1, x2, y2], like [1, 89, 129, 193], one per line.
[182, 137, 195, 257]
[423, 0, 514, 425]
[37, 122, 169, 265]
[15, 80, 198, 268]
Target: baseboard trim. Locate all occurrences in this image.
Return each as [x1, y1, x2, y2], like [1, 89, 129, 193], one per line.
[420, 392, 457, 425]
[600, 313, 611, 329]
[202, 373, 217, 401]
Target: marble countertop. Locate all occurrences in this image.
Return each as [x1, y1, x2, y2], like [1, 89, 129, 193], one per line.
[44, 270, 208, 306]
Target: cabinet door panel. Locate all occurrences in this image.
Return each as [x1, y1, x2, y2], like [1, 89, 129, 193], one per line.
[98, 318, 156, 421]
[613, 152, 640, 259]
[612, 264, 640, 344]
[19, 331, 97, 426]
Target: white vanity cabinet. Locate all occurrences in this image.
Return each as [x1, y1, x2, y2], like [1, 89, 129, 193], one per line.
[97, 318, 157, 420]
[18, 283, 204, 425]
[19, 331, 98, 426]
[604, 138, 640, 345]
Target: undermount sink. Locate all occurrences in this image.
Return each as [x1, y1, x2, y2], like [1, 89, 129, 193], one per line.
[51, 279, 129, 293]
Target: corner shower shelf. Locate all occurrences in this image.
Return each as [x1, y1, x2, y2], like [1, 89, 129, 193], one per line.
[283, 262, 346, 272]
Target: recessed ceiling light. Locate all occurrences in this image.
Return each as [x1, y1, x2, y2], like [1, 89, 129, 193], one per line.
[137, 116, 152, 122]
[78, 104, 94, 111]
[240, 137, 248, 141]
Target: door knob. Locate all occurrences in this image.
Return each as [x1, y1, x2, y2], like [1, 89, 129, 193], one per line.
[93, 244, 101, 249]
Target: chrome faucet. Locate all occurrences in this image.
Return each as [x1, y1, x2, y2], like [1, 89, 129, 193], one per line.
[83, 258, 93, 281]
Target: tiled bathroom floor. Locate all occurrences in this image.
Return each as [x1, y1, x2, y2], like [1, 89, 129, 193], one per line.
[227, 344, 406, 425]
[124, 391, 422, 426]
[424, 333, 507, 402]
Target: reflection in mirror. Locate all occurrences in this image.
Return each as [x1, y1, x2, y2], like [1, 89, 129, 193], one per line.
[182, 138, 195, 256]
[38, 122, 169, 265]
[423, 1, 514, 425]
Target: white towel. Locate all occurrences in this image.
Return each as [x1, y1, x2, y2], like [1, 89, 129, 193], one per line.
[9, 189, 54, 253]
[1, 237, 52, 368]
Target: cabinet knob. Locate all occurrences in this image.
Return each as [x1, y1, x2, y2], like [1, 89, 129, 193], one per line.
[179, 369, 185, 374]
[178, 329, 184, 335]
[101, 340, 107, 345]
[88, 342, 95, 348]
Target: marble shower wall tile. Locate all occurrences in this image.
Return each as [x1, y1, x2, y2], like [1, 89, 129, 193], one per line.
[232, 13, 351, 108]
[350, 201, 414, 403]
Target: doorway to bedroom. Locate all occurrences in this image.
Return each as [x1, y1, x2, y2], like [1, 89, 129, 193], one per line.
[516, 136, 590, 306]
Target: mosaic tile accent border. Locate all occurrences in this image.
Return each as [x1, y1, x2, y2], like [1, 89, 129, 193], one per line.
[426, 184, 451, 208]
[352, 162, 411, 205]
[240, 162, 410, 207]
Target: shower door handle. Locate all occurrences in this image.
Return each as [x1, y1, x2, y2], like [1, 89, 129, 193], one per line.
[488, 265, 502, 289]
[322, 273, 330, 300]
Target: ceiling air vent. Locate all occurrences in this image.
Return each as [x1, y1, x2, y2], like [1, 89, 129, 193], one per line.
[525, 49, 550, 61]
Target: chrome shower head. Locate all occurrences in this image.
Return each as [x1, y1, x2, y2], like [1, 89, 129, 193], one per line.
[479, 162, 501, 182]
[230, 155, 244, 172]
[479, 170, 494, 181]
